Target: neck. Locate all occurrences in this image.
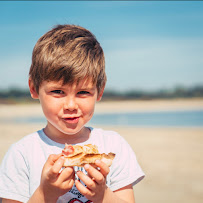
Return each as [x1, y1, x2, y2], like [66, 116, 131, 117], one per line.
[43, 126, 91, 144]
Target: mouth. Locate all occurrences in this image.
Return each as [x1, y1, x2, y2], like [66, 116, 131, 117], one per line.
[62, 117, 80, 124]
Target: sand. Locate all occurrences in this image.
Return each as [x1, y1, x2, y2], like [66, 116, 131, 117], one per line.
[1, 98, 203, 119]
[0, 99, 203, 203]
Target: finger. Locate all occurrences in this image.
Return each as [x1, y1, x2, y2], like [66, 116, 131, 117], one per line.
[94, 160, 110, 177]
[42, 154, 63, 175]
[47, 154, 63, 166]
[75, 179, 94, 199]
[84, 164, 105, 185]
[77, 170, 96, 190]
[58, 167, 75, 182]
[60, 169, 75, 191]
[62, 178, 75, 191]
[49, 156, 65, 177]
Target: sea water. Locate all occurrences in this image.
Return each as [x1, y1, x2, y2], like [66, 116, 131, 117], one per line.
[89, 110, 203, 127]
[3, 110, 203, 127]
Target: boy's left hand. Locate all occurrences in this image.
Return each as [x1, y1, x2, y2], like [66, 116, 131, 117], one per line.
[75, 160, 110, 203]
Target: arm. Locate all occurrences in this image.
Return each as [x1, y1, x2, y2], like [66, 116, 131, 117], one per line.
[75, 160, 135, 203]
[2, 186, 135, 203]
[114, 185, 135, 203]
[28, 154, 75, 203]
[2, 154, 74, 203]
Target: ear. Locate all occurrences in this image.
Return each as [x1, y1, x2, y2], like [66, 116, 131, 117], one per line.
[28, 78, 39, 99]
[97, 87, 105, 102]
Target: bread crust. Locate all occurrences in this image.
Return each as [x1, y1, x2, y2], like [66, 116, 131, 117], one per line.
[63, 152, 115, 167]
[62, 144, 115, 167]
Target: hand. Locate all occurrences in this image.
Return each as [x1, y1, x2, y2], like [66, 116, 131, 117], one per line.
[38, 154, 75, 202]
[75, 160, 110, 203]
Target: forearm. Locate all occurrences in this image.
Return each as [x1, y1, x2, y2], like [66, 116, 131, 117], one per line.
[28, 186, 58, 203]
[28, 155, 74, 203]
[102, 184, 135, 203]
[101, 187, 132, 203]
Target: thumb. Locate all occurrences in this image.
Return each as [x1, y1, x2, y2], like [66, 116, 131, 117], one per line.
[47, 153, 63, 166]
[49, 156, 65, 178]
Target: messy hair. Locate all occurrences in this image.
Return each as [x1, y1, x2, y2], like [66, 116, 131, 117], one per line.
[29, 24, 106, 94]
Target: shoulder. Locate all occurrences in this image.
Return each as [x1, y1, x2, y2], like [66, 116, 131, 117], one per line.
[2, 129, 45, 166]
[91, 127, 123, 141]
[9, 130, 42, 152]
[0, 131, 43, 203]
[90, 128, 145, 191]
[90, 127, 129, 154]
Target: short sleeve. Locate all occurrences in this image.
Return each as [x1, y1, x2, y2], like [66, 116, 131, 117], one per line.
[108, 134, 145, 191]
[0, 144, 30, 203]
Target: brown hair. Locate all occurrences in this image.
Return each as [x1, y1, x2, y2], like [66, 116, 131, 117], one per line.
[29, 24, 106, 94]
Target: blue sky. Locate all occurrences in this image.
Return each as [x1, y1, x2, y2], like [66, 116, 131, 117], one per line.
[0, 1, 203, 92]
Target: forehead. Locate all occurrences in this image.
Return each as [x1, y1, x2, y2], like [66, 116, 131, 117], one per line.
[43, 78, 95, 89]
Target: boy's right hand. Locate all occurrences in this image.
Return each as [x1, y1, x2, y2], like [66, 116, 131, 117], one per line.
[38, 154, 75, 202]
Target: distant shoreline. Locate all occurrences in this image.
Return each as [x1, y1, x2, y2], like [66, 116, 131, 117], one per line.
[95, 98, 203, 113]
[1, 98, 203, 120]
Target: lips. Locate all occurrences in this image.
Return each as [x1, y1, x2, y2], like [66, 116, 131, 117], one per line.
[63, 117, 80, 124]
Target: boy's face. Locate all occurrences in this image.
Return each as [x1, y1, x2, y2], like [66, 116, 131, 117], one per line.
[29, 78, 103, 143]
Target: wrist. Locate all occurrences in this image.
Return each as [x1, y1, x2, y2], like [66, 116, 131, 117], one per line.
[28, 186, 58, 203]
[101, 187, 127, 203]
[97, 185, 110, 203]
[38, 186, 59, 203]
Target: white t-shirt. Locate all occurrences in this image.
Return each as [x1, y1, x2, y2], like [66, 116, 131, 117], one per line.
[0, 127, 144, 203]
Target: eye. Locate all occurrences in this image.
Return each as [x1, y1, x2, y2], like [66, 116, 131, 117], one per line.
[77, 91, 90, 95]
[51, 90, 64, 94]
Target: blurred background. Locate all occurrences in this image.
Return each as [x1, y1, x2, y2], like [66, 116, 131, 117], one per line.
[0, 1, 203, 202]
[0, 1, 203, 94]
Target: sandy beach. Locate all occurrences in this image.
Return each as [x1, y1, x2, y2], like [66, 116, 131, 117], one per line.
[0, 99, 203, 203]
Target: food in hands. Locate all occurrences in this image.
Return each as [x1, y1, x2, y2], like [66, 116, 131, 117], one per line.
[62, 144, 115, 167]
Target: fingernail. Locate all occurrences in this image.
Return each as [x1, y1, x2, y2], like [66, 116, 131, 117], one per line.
[60, 156, 65, 160]
[75, 179, 80, 184]
[95, 160, 101, 164]
[84, 164, 90, 170]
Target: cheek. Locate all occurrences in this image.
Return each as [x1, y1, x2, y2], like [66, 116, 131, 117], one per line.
[40, 97, 60, 118]
[40, 101, 51, 118]
[82, 99, 96, 114]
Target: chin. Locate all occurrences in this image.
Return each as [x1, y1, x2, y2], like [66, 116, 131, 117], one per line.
[60, 126, 85, 136]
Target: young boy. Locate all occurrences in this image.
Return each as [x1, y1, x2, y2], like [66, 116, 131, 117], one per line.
[0, 24, 144, 203]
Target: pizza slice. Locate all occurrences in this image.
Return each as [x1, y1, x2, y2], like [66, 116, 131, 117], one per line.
[62, 144, 115, 167]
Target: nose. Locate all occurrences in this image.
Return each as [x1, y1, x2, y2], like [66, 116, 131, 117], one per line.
[63, 96, 78, 111]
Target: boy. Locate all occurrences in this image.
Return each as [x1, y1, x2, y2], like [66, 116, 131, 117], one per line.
[0, 24, 144, 203]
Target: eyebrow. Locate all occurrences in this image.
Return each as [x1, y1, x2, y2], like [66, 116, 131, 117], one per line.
[79, 87, 96, 91]
[47, 84, 63, 89]
[45, 80, 96, 89]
